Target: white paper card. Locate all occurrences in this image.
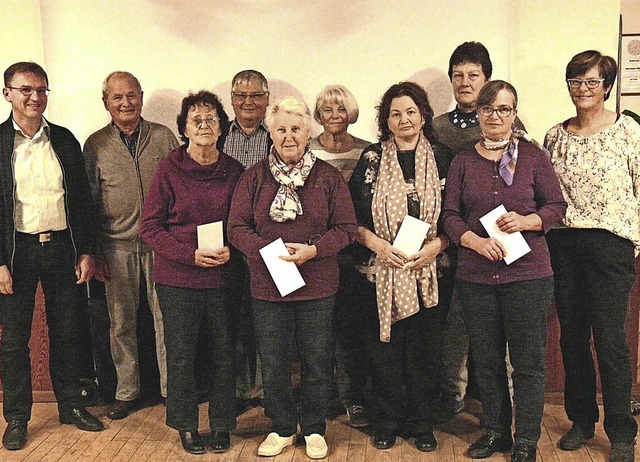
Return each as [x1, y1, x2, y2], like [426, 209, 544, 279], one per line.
[479, 204, 531, 265]
[392, 215, 430, 256]
[259, 238, 306, 297]
[197, 221, 224, 251]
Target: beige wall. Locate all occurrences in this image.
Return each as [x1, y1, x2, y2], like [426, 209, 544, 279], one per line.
[0, 0, 621, 144]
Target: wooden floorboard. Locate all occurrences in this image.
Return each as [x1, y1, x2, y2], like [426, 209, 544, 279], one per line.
[0, 401, 638, 461]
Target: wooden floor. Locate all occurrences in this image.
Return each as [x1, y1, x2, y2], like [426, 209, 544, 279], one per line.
[0, 400, 637, 461]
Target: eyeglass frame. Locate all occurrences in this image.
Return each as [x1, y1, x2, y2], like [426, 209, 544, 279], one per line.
[6, 86, 51, 97]
[231, 91, 268, 102]
[478, 105, 515, 119]
[566, 78, 605, 90]
[187, 116, 220, 127]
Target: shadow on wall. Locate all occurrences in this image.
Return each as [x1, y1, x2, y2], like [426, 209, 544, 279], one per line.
[149, 0, 369, 45]
[143, 79, 306, 141]
[407, 67, 454, 117]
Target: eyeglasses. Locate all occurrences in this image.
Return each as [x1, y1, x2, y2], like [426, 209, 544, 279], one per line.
[231, 92, 268, 101]
[6, 86, 50, 97]
[478, 105, 514, 118]
[566, 78, 605, 90]
[188, 116, 219, 127]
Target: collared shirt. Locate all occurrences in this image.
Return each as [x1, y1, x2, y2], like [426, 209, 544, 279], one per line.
[12, 118, 67, 233]
[223, 119, 271, 167]
[114, 120, 140, 158]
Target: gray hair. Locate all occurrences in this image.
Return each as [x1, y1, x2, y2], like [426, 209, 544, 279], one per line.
[313, 84, 359, 125]
[231, 69, 269, 93]
[102, 71, 142, 99]
[265, 97, 312, 131]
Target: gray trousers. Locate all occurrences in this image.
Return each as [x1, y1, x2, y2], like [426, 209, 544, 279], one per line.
[103, 240, 167, 401]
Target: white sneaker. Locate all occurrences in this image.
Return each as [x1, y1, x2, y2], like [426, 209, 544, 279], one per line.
[258, 432, 295, 456]
[305, 433, 328, 459]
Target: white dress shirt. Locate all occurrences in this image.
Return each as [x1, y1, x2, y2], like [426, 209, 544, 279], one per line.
[12, 118, 67, 233]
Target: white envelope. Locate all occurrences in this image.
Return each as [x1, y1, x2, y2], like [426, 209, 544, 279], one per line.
[392, 215, 430, 256]
[479, 205, 531, 265]
[259, 238, 306, 297]
[197, 221, 224, 250]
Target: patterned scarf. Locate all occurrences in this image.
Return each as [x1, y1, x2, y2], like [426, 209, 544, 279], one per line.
[268, 147, 316, 222]
[481, 128, 544, 186]
[371, 134, 441, 342]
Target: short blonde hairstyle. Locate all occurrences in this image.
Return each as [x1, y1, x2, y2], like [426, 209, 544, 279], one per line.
[313, 84, 359, 124]
[265, 96, 312, 131]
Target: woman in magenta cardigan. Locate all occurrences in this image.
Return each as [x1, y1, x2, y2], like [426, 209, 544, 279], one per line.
[443, 81, 566, 462]
[228, 97, 357, 459]
[140, 91, 244, 455]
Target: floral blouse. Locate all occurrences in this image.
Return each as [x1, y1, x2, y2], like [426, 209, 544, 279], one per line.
[544, 114, 640, 252]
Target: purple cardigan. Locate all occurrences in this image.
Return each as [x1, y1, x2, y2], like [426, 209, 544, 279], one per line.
[443, 142, 567, 285]
[140, 146, 245, 289]
[227, 158, 357, 301]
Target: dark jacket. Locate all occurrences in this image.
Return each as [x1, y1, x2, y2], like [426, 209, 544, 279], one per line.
[0, 115, 96, 271]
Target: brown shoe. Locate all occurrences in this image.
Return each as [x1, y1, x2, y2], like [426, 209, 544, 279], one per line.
[106, 400, 136, 420]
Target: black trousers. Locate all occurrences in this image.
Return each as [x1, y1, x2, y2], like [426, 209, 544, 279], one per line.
[362, 274, 446, 435]
[1, 232, 84, 421]
[458, 277, 553, 444]
[547, 228, 637, 444]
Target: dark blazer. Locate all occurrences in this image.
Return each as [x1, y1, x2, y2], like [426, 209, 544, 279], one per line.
[0, 114, 96, 271]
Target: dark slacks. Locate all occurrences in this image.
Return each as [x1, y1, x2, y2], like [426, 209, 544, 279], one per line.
[458, 276, 553, 444]
[252, 296, 335, 437]
[156, 284, 236, 432]
[362, 275, 446, 436]
[547, 228, 637, 443]
[1, 232, 84, 421]
[334, 257, 369, 406]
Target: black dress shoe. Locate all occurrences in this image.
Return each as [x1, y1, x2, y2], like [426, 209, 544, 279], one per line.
[414, 432, 437, 452]
[512, 442, 537, 462]
[2, 419, 27, 450]
[106, 399, 136, 420]
[373, 431, 397, 450]
[59, 407, 104, 432]
[468, 432, 512, 458]
[559, 423, 595, 451]
[210, 430, 231, 453]
[179, 430, 206, 454]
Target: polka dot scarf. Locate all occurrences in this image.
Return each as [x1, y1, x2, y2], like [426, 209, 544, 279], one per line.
[371, 134, 441, 342]
[268, 147, 316, 222]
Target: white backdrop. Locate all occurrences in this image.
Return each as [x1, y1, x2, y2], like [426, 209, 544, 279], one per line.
[0, 0, 620, 144]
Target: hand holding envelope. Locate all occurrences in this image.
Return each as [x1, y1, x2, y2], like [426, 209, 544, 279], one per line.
[479, 205, 531, 265]
[196, 221, 230, 267]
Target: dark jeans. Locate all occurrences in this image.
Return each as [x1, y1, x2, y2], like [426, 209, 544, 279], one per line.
[458, 277, 553, 444]
[156, 284, 235, 431]
[334, 257, 368, 406]
[362, 274, 446, 436]
[547, 229, 637, 443]
[1, 232, 84, 421]
[252, 296, 335, 436]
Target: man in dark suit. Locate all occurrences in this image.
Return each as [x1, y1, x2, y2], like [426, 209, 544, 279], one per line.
[0, 61, 103, 451]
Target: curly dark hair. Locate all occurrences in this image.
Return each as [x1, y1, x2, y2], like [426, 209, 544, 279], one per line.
[565, 50, 617, 101]
[376, 81, 437, 144]
[448, 41, 492, 81]
[176, 90, 230, 150]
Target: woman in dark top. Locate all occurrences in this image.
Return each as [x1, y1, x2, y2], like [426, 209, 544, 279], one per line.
[227, 97, 357, 460]
[442, 80, 566, 462]
[348, 81, 454, 452]
[140, 91, 244, 455]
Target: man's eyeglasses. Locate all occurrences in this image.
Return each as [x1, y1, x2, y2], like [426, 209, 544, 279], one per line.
[6, 86, 50, 97]
[566, 79, 605, 90]
[478, 105, 514, 118]
[231, 92, 268, 101]
[188, 116, 219, 127]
